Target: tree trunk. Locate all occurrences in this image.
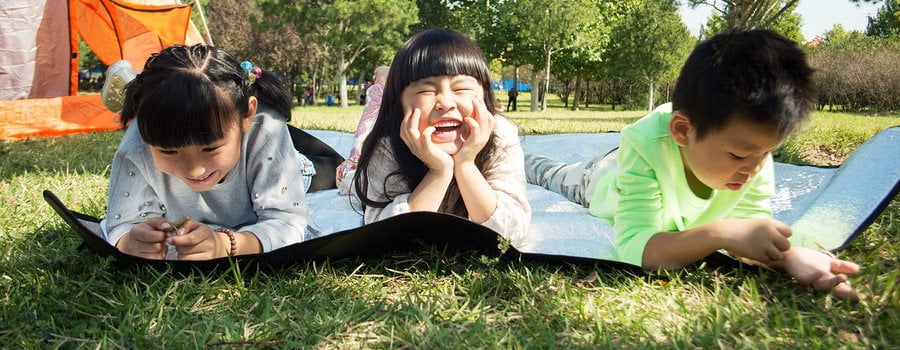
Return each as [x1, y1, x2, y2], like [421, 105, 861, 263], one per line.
[310, 65, 319, 106]
[338, 54, 349, 108]
[647, 76, 655, 112]
[512, 66, 519, 94]
[542, 48, 552, 111]
[584, 81, 590, 109]
[356, 69, 366, 105]
[572, 75, 582, 111]
[530, 68, 541, 111]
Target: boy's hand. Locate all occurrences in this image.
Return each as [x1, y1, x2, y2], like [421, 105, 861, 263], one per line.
[780, 246, 861, 301]
[115, 217, 169, 260]
[453, 97, 495, 165]
[719, 218, 792, 264]
[166, 220, 229, 260]
[400, 106, 454, 172]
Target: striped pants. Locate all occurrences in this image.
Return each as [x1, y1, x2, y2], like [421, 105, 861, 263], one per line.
[524, 148, 618, 207]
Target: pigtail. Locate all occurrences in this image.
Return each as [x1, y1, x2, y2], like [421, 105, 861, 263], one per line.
[119, 74, 143, 127]
[250, 71, 292, 122]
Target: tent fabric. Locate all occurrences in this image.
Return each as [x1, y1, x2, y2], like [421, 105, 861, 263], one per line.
[0, 0, 205, 141]
[74, 0, 201, 73]
[0, 0, 73, 100]
[0, 95, 119, 140]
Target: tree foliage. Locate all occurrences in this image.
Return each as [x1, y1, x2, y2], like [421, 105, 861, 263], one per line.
[207, 0, 308, 103]
[496, 0, 603, 111]
[607, 0, 692, 111]
[257, 0, 417, 107]
[866, 0, 900, 37]
[690, 0, 800, 33]
[699, 0, 803, 42]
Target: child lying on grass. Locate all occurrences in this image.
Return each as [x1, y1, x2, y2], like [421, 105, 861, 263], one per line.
[526, 29, 861, 300]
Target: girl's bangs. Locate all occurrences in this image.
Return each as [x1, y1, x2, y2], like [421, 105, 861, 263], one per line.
[404, 37, 490, 85]
[137, 73, 236, 148]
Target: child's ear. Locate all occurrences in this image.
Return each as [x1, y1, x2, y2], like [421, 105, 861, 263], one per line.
[669, 110, 693, 147]
[242, 96, 258, 131]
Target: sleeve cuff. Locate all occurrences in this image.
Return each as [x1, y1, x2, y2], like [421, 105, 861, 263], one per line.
[617, 230, 657, 267]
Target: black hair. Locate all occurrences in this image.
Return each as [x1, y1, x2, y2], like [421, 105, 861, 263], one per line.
[354, 28, 500, 217]
[672, 29, 815, 140]
[120, 44, 291, 148]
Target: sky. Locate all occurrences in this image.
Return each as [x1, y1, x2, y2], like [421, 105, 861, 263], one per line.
[679, 0, 885, 42]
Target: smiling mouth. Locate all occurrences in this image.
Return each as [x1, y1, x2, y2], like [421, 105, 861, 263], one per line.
[186, 172, 214, 183]
[433, 120, 463, 134]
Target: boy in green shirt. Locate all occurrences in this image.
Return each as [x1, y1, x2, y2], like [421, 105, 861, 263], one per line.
[526, 29, 860, 300]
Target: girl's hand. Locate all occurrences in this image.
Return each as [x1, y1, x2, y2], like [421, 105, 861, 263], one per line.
[115, 217, 169, 260]
[781, 246, 862, 301]
[454, 97, 495, 165]
[167, 220, 229, 260]
[400, 106, 453, 172]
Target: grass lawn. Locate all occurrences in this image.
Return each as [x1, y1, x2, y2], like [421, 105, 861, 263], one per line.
[0, 94, 898, 347]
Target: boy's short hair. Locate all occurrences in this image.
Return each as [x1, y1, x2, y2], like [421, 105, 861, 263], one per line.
[672, 29, 816, 140]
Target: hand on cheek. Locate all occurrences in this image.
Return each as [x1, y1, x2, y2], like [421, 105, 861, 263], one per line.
[399, 106, 453, 172]
[454, 97, 495, 165]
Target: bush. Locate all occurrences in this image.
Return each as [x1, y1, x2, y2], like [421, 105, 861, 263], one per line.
[809, 39, 900, 112]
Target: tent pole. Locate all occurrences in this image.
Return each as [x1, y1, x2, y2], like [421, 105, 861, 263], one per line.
[192, 0, 214, 46]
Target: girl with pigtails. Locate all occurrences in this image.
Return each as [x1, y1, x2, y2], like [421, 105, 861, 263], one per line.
[103, 45, 311, 260]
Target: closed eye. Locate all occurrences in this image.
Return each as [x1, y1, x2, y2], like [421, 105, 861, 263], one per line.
[202, 145, 223, 153]
[729, 153, 746, 160]
[158, 150, 178, 155]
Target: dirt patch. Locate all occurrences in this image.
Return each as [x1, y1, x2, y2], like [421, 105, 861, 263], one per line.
[797, 146, 847, 166]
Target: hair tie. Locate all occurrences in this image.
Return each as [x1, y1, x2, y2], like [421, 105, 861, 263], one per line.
[240, 60, 262, 84]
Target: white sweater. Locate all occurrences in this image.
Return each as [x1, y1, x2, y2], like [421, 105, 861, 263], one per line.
[101, 106, 308, 252]
[361, 115, 531, 238]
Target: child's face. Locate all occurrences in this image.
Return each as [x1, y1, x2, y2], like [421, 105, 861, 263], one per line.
[149, 119, 251, 192]
[672, 113, 784, 193]
[401, 74, 482, 155]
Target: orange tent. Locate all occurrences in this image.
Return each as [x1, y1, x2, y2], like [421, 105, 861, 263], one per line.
[0, 0, 205, 140]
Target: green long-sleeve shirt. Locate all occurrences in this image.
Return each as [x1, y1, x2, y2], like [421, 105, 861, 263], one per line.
[588, 106, 774, 266]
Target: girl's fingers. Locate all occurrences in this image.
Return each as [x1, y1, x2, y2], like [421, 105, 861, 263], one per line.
[830, 259, 860, 274]
[470, 97, 494, 134]
[144, 217, 170, 231]
[421, 126, 436, 148]
[166, 230, 212, 248]
[408, 107, 422, 138]
[131, 225, 166, 244]
[463, 116, 480, 141]
[401, 107, 423, 147]
[832, 282, 860, 301]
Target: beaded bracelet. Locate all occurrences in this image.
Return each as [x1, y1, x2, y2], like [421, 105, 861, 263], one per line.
[217, 228, 237, 256]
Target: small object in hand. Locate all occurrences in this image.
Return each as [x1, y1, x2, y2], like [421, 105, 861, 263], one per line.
[163, 216, 191, 235]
